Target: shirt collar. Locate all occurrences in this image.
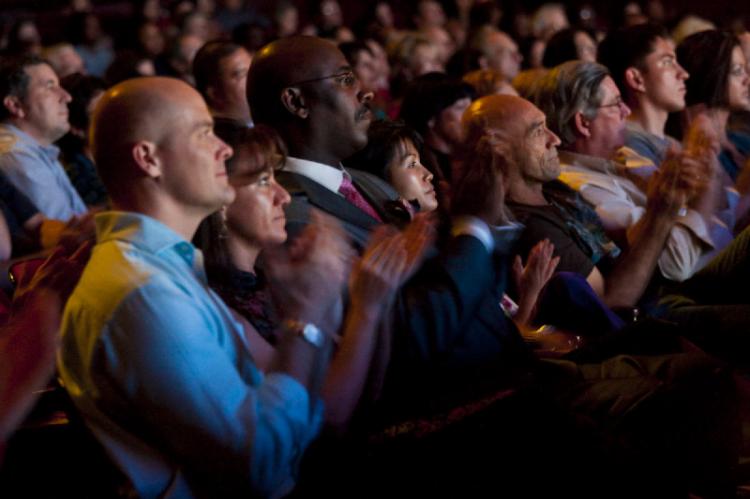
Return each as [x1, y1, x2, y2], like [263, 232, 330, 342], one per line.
[283, 156, 345, 193]
[94, 211, 197, 265]
[0, 123, 60, 161]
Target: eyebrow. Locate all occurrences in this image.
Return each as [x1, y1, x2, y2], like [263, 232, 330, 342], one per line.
[193, 120, 214, 132]
[526, 120, 545, 135]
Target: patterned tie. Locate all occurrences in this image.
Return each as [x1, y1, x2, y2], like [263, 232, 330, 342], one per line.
[338, 175, 382, 222]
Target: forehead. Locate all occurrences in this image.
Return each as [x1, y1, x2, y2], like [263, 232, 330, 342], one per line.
[490, 32, 516, 50]
[519, 103, 546, 133]
[646, 37, 675, 61]
[597, 76, 620, 99]
[731, 45, 745, 65]
[395, 137, 418, 156]
[24, 63, 58, 84]
[305, 43, 349, 76]
[219, 48, 251, 71]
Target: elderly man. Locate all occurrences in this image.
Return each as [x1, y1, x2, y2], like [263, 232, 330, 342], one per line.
[192, 40, 253, 127]
[530, 60, 718, 285]
[58, 77, 348, 497]
[454, 93, 739, 498]
[0, 55, 86, 220]
[488, 87, 690, 309]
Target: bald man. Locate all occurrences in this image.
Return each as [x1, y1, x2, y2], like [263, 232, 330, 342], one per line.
[469, 92, 690, 308]
[247, 35, 401, 250]
[57, 77, 347, 498]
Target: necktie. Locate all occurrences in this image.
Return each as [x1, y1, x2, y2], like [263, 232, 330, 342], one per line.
[338, 175, 382, 222]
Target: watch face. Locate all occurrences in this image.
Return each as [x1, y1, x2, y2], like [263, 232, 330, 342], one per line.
[302, 323, 325, 347]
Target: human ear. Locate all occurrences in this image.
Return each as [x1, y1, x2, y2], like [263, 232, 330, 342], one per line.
[2, 95, 25, 119]
[573, 111, 592, 138]
[624, 67, 645, 93]
[132, 141, 161, 178]
[280, 87, 309, 119]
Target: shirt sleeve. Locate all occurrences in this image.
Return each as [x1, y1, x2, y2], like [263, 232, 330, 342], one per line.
[100, 276, 322, 497]
[0, 149, 82, 220]
[0, 172, 40, 225]
[579, 183, 714, 282]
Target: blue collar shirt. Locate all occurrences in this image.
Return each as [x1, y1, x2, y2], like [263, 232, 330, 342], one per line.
[0, 124, 87, 219]
[59, 211, 322, 498]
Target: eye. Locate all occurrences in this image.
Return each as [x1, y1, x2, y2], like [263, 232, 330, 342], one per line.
[339, 72, 356, 87]
[257, 173, 272, 186]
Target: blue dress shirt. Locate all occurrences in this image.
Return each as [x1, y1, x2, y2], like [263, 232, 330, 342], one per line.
[58, 211, 322, 498]
[0, 124, 86, 220]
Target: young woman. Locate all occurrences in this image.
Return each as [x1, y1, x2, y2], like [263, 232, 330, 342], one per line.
[678, 30, 750, 181]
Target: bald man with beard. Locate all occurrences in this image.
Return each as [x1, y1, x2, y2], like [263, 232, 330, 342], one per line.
[57, 77, 350, 498]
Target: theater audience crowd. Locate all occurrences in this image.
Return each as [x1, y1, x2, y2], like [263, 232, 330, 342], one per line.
[1, 0, 750, 497]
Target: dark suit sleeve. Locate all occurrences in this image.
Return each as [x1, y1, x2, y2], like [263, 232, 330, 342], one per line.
[391, 235, 503, 364]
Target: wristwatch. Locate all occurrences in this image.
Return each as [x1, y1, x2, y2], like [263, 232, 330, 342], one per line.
[282, 319, 326, 348]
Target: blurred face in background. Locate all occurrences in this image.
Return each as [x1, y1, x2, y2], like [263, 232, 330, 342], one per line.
[727, 45, 750, 111]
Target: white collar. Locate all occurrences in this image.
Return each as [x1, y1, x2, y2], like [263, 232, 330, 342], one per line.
[283, 156, 345, 193]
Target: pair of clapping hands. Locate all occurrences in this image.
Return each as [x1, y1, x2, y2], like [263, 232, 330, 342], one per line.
[262, 211, 436, 333]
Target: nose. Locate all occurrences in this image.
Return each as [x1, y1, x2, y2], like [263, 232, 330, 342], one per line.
[421, 164, 433, 182]
[677, 64, 689, 81]
[217, 138, 232, 161]
[59, 86, 72, 103]
[620, 100, 631, 118]
[358, 90, 374, 103]
[546, 128, 561, 147]
[273, 178, 291, 206]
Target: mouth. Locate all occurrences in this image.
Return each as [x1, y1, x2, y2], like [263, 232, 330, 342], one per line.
[356, 105, 372, 122]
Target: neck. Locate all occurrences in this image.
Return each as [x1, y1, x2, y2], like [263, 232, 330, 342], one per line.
[506, 174, 547, 206]
[225, 233, 260, 274]
[10, 119, 53, 147]
[287, 141, 342, 167]
[110, 187, 205, 241]
[628, 101, 668, 138]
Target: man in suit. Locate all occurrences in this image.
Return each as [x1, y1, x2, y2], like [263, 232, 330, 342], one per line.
[247, 35, 400, 250]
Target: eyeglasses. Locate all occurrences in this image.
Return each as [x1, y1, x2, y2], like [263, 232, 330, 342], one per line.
[598, 96, 626, 110]
[288, 71, 358, 88]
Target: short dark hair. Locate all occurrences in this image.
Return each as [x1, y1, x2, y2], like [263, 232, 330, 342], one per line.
[399, 72, 475, 136]
[345, 119, 423, 180]
[597, 23, 669, 104]
[213, 121, 287, 176]
[193, 41, 244, 99]
[0, 54, 48, 122]
[677, 30, 739, 109]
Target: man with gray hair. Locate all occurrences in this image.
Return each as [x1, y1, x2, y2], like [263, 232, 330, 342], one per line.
[529, 60, 719, 285]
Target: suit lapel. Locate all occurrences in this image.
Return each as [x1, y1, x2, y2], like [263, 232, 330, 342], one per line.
[277, 171, 381, 230]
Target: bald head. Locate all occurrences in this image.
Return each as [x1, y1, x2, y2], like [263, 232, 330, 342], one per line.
[463, 94, 534, 150]
[91, 77, 208, 195]
[247, 35, 345, 127]
[463, 94, 561, 192]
